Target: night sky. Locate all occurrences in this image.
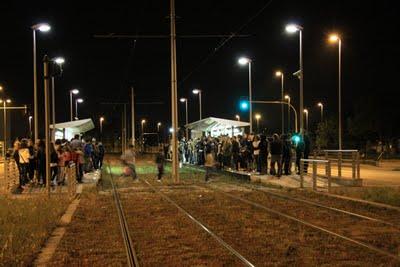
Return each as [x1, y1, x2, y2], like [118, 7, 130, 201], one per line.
[0, 1, 398, 141]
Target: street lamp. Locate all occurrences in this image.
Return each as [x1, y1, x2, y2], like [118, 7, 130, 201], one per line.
[192, 89, 202, 120]
[285, 23, 304, 135]
[329, 33, 342, 150]
[157, 122, 162, 132]
[275, 70, 285, 134]
[100, 116, 105, 135]
[75, 98, 83, 120]
[29, 116, 33, 138]
[180, 97, 189, 139]
[238, 56, 253, 133]
[303, 109, 309, 131]
[51, 56, 65, 142]
[255, 113, 261, 133]
[0, 99, 12, 157]
[32, 23, 51, 141]
[317, 102, 324, 122]
[69, 89, 79, 121]
[235, 114, 240, 121]
[285, 95, 291, 132]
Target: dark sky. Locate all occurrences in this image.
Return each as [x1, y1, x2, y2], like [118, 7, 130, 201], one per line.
[0, 1, 398, 139]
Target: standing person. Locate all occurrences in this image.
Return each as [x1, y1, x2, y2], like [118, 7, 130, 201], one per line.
[27, 139, 35, 182]
[18, 139, 30, 189]
[155, 148, 165, 181]
[246, 134, 254, 171]
[13, 138, 21, 178]
[281, 134, 292, 175]
[50, 143, 59, 186]
[98, 142, 105, 169]
[231, 136, 240, 171]
[74, 147, 84, 183]
[83, 139, 93, 172]
[270, 134, 283, 177]
[36, 140, 46, 186]
[92, 138, 99, 170]
[70, 134, 82, 150]
[204, 139, 215, 182]
[122, 144, 137, 179]
[222, 137, 232, 169]
[259, 134, 269, 174]
[252, 135, 261, 173]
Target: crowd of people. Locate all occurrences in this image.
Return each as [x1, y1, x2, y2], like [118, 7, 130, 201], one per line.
[173, 132, 311, 177]
[9, 134, 105, 190]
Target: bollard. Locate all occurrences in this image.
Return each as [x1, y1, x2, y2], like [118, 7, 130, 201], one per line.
[326, 161, 332, 193]
[312, 161, 317, 191]
[356, 152, 361, 179]
[338, 151, 342, 178]
[300, 160, 304, 188]
[351, 151, 356, 180]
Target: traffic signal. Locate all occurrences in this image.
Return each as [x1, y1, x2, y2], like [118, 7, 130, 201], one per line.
[291, 133, 301, 144]
[239, 100, 249, 111]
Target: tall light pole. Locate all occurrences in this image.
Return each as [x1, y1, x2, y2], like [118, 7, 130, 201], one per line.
[235, 114, 240, 121]
[157, 122, 162, 132]
[29, 115, 33, 138]
[285, 95, 291, 133]
[192, 89, 202, 120]
[329, 33, 342, 150]
[75, 98, 83, 120]
[69, 89, 79, 121]
[141, 119, 146, 150]
[32, 23, 51, 141]
[51, 57, 65, 142]
[317, 102, 324, 122]
[286, 23, 304, 135]
[238, 57, 253, 133]
[180, 97, 189, 139]
[303, 109, 309, 131]
[255, 113, 261, 133]
[0, 99, 11, 158]
[275, 70, 284, 134]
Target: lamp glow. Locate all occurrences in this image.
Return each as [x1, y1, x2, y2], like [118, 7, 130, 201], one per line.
[77, 98, 84, 103]
[192, 89, 200, 94]
[329, 34, 340, 43]
[71, 89, 79, 94]
[32, 23, 51, 32]
[275, 71, 283, 77]
[180, 98, 187, 102]
[255, 114, 261, 120]
[285, 24, 300, 33]
[238, 57, 250, 65]
[285, 95, 290, 99]
[54, 57, 65, 65]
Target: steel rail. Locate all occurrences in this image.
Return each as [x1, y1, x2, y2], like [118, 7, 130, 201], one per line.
[227, 182, 399, 229]
[107, 163, 140, 267]
[140, 178, 255, 267]
[208, 186, 400, 262]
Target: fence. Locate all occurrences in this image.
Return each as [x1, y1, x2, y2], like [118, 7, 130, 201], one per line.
[300, 159, 332, 192]
[313, 150, 361, 180]
[1, 159, 77, 198]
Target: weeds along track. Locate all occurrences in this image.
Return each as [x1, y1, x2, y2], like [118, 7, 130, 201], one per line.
[107, 162, 140, 267]
[200, 183, 400, 263]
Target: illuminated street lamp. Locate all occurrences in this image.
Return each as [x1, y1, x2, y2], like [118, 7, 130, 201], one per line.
[303, 109, 309, 131]
[99, 116, 105, 134]
[0, 98, 12, 157]
[285, 23, 304, 135]
[275, 70, 285, 134]
[75, 98, 83, 120]
[32, 23, 51, 141]
[157, 122, 162, 132]
[29, 115, 33, 137]
[238, 56, 253, 133]
[329, 33, 343, 150]
[192, 89, 202, 120]
[180, 97, 189, 139]
[285, 95, 291, 132]
[317, 102, 324, 122]
[69, 89, 79, 121]
[51, 56, 65, 142]
[255, 113, 261, 133]
[235, 114, 240, 121]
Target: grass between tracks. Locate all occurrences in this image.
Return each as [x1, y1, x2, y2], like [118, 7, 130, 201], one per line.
[0, 195, 69, 266]
[330, 186, 400, 207]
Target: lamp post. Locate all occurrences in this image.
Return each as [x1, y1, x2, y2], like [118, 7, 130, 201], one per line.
[29, 116, 33, 137]
[192, 89, 202, 120]
[235, 114, 240, 121]
[0, 99, 11, 158]
[255, 113, 261, 133]
[51, 57, 65, 142]
[141, 119, 146, 150]
[329, 33, 342, 150]
[100, 116, 104, 135]
[31, 23, 51, 141]
[275, 71, 285, 134]
[286, 23, 304, 135]
[284, 95, 291, 132]
[75, 98, 83, 120]
[69, 89, 79, 121]
[303, 109, 309, 131]
[157, 122, 162, 132]
[238, 57, 253, 133]
[180, 97, 189, 139]
[317, 102, 324, 122]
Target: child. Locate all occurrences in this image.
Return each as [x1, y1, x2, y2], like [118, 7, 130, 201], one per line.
[155, 149, 165, 182]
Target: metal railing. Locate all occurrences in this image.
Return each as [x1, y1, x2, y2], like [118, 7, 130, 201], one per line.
[300, 159, 331, 192]
[313, 150, 360, 180]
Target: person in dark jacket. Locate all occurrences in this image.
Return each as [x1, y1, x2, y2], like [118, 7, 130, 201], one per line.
[281, 134, 292, 175]
[155, 148, 165, 181]
[231, 136, 240, 171]
[259, 135, 269, 175]
[36, 140, 46, 186]
[50, 143, 59, 185]
[98, 142, 105, 169]
[270, 133, 283, 177]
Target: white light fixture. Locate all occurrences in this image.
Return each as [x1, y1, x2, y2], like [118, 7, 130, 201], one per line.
[71, 89, 79, 94]
[238, 57, 250, 65]
[77, 98, 84, 103]
[285, 24, 301, 33]
[54, 57, 65, 65]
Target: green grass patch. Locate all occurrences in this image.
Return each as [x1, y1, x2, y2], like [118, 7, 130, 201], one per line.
[0, 195, 69, 265]
[332, 186, 400, 207]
